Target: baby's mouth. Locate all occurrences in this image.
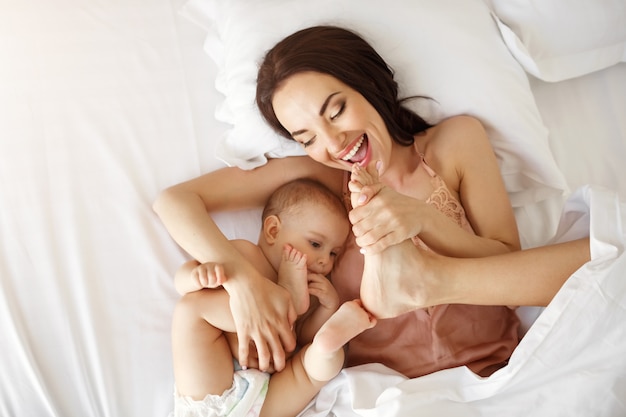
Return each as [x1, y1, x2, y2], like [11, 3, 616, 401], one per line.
[341, 134, 368, 164]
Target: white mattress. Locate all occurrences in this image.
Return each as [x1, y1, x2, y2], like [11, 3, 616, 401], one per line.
[1, 1, 625, 416]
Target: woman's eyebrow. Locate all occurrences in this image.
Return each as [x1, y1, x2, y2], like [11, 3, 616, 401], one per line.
[319, 91, 340, 116]
[290, 91, 341, 137]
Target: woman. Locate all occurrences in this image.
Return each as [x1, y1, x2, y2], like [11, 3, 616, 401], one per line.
[153, 26, 590, 378]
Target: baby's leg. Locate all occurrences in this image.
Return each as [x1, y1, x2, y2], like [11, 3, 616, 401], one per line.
[304, 299, 376, 379]
[351, 163, 425, 318]
[277, 244, 310, 315]
[171, 289, 235, 400]
[260, 300, 376, 417]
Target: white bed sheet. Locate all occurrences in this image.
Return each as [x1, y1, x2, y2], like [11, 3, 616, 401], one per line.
[1, 1, 625, 416]
[0, 1, 226, 415]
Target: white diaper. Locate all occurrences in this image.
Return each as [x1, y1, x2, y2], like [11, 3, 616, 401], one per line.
[172, 368, 270, 417]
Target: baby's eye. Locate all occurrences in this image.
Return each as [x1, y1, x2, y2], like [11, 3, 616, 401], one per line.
[309, 241, 321, 248]
[330, 251, 338, 257]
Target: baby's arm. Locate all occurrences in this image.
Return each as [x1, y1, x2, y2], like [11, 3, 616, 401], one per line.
[175, 239, 270, 295]
[297, 274, 340, 344]
[174, 260, 227, 295]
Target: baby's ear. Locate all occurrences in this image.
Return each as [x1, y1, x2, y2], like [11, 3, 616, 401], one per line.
[262, 215, 281, 243]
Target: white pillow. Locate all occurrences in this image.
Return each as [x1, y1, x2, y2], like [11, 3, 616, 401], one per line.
[180, 0, 568, 208]
[487, 0, 626, 82]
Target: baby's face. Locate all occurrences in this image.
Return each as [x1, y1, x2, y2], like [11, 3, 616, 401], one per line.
[278, 204, 349, 276]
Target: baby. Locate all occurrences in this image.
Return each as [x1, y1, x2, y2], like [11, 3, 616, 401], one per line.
[170, 178, 376, 417]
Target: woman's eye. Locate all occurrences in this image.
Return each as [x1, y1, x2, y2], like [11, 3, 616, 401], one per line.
[330, 102, 345, 121]
[302, 136, 316, 148]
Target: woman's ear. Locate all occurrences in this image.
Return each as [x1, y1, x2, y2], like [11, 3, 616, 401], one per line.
[263, 215, 281, 244]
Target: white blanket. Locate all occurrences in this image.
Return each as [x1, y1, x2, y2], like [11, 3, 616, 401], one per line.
[300, 186, 626, 417]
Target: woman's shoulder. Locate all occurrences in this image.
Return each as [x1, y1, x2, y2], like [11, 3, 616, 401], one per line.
[419, 115, 490, 181]
[430, 115, 485, 141]
[423, 115, 488, 155]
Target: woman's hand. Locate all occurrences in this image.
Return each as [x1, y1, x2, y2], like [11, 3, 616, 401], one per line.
[349, 184, 426, 254]
[223, 271, 297, 373]
[224, 333, 278, 374]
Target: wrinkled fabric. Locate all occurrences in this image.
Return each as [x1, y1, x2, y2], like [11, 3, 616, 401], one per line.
[301, 186, 626, 417]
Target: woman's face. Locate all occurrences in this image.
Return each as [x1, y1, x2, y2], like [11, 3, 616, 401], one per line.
[272, 71, 393, 172]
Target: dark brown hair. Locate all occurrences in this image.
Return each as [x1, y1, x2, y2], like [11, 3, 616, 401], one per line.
[256, 25, 432, 146]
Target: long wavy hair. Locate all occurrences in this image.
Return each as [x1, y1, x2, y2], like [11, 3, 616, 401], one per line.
[256, 25, 432, 146]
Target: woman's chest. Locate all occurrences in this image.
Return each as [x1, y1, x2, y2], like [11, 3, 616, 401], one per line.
[389, 163, 453, 202]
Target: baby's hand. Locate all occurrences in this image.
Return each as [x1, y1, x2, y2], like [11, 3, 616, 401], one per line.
[192, 262, 227, 289]
[307, 273, 340, 312]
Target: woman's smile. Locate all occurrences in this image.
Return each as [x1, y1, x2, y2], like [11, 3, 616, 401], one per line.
[272, 71, 390, 171]
[340, 134, 371, 166]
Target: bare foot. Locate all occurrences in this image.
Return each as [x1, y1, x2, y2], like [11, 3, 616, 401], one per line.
[312, 299, 377, 354]
[350, 162, 436, 318]
[360, 242, 434, 318]
[349, 163, 382, 209]
[278, 244, 310, 315]
[302, 300, 375, 382]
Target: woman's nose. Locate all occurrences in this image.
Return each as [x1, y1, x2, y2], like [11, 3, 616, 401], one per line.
[320, 124, 345, 150]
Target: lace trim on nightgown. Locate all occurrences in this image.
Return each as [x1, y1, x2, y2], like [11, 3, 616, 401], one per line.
[414, 155, 475, 246]
[424, 170, 474, 234]
[341, 156, 474, 235]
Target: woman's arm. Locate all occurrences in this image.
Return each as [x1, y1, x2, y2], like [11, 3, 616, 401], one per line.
[154, 156, 343, 261]
[362, 236, 590, 318]
[153, 156, 342, 371]
[426, 238, 591, 307]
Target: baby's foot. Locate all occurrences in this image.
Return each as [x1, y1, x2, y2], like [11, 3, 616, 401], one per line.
[302, 300, 375, 382]
[278, 244, 310, 315]
[312, 299, 377, 354]
[349, 162, 383, 208]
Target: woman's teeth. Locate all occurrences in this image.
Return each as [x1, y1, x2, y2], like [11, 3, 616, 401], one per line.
[342, 135, 365, 161]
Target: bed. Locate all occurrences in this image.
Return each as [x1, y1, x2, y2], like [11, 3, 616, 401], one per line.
[1, 0, 625, 416]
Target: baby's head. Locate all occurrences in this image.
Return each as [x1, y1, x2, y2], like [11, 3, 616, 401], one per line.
[261, 178, 349, 275]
